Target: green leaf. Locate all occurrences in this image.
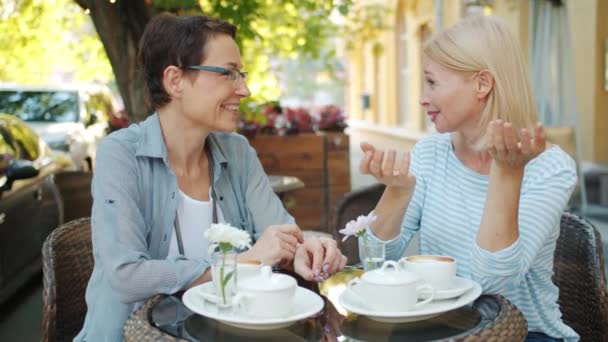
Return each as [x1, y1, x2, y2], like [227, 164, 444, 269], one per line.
[221, 270, 235, 287]
[0, 0, 113, 84]
[200, 0, 340, 103]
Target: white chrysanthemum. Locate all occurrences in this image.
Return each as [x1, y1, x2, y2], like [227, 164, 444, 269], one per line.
[205, 223, 252, 254]
[338, 211, 378, 242]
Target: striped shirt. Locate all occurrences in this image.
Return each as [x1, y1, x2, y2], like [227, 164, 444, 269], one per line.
[370, 133, 579, 341]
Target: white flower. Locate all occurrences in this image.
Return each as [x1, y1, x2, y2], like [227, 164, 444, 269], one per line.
[205, 223, 252, 254]
[339, 211, 378, 242]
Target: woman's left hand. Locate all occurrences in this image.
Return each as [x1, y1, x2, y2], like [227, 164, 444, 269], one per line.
[487, 120, 546, 170]
[293, 238, 348, 282]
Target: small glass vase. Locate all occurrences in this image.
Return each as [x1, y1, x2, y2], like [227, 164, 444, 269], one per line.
[211, 250, 238, 305]
[359, 238, 385, 272]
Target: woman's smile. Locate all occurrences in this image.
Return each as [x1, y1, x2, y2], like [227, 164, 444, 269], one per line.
[427, 111, 440, 123]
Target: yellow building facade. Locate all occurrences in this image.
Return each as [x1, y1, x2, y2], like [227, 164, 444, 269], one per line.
[345, 0, 608, 188]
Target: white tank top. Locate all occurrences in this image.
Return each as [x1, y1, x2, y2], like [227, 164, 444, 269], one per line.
[167, 189, 225, 259]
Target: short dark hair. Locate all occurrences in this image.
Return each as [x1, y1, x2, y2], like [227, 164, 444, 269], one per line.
[138, 13, 237, 110]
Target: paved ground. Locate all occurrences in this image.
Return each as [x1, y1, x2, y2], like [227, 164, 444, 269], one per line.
[0, 275, 42, 341]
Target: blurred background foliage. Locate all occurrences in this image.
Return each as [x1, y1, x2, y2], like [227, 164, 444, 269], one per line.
[0, 0, 372, 121]
[198, 0, 340, 104]
[0, 0, 113, 84]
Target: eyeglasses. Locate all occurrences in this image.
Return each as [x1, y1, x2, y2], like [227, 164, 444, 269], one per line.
[185, 65, 248, 82]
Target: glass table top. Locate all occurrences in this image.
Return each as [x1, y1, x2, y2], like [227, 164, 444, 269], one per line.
[151, 268, 502, 341]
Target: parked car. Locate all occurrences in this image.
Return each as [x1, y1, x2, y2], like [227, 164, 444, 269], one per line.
[0, 83, 125, 171]
[0, 114, 75, 304]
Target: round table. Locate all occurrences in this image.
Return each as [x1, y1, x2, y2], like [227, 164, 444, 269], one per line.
[136, 269, 527, 341]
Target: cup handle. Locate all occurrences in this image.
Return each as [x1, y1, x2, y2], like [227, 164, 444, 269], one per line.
[198, 289, 222, 304]
[346, 278, 360, 291]
[380, 260, 399, 271]
[414, 284, 434, 308]
[346, 278, 369, 308]
[397, 258, 408, 271]
[231, 292, 252, 313]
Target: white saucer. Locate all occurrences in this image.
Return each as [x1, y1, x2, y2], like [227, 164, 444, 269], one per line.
[339, 279, 482, 323]
[194, 286, 233, 308]
[432, 277, 475, 300]
[183, 282, 324, 330]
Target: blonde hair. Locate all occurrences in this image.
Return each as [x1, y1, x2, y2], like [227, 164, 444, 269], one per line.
[423, 15, 537, 149]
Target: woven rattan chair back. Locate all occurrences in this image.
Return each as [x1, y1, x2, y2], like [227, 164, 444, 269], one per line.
[54, 171, 93, 223]
[455, 295, 528, 341]
[331, 183, 386, 265]
[552, 212, 608, 341]
[42, 218, 93, 342]
[123, 295, 187, 342]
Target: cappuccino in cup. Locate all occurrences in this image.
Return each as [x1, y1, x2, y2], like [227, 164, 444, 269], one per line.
[237, 259, 262, 282]
[399, 255, 457, 291]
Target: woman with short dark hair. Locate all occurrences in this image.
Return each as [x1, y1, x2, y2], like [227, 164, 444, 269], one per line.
[75, 13, 347, 341]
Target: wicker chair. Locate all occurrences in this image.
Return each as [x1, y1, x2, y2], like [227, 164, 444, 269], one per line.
[42, 218, 93, 342]
[123, 295, 187, 342]
[54, 171, 93, 223]
[331, 183, 386, 265]
[552, 212, 608, 341]
[457, 295, 528, 341]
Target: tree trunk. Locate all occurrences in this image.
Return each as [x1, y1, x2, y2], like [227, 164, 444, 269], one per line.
[74, 0, 158, 123]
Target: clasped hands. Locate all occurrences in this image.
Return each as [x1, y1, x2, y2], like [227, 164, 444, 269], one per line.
[240, 224, 347, 282]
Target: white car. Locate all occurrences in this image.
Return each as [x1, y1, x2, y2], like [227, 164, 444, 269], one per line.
[0, 84, 120, 171]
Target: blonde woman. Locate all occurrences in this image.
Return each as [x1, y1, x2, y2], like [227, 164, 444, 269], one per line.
[360, 16, 578, 341]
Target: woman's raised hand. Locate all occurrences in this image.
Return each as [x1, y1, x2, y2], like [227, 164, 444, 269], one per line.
[243, 224, 303, 268]
[359, 142, 416, 192]
[487, 120, 546, 170]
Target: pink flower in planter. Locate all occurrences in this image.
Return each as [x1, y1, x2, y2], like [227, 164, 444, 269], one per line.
[317, 105, 347, 132]
[285, 107, 314, 133]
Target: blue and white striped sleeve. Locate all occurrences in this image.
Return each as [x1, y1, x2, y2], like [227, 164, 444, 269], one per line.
[469, 151, 577, 293]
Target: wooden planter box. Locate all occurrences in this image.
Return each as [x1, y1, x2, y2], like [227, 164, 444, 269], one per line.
[249, 132, 351, 232]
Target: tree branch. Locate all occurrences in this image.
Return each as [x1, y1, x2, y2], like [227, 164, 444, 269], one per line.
[73, 0, 92, 10]
[76, 0, 157, 121]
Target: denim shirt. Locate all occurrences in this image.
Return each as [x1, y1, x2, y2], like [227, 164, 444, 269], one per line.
[75, 114, 293, 341]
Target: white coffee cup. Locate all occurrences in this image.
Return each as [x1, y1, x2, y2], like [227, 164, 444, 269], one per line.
[237, 259, 262, 282]
[399, 255, 457, 291]
[233, 265, 297, 318]
[347, 260, 434, 312]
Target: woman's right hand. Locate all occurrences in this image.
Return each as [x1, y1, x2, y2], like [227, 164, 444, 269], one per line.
[242, 224, 304, 267]
[359, 142, 416, 192]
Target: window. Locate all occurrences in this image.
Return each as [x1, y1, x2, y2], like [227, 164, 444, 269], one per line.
[0, 90, 79, 123]
[397, 10, 409, 126]
[420, 24, 435, 132]
[529, 0, 573, 127]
